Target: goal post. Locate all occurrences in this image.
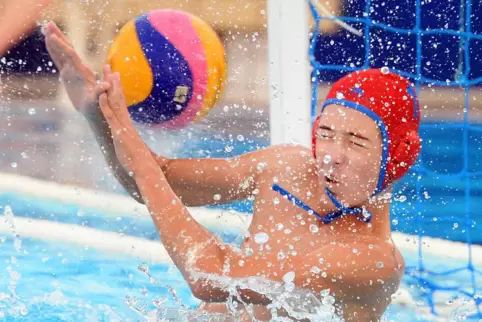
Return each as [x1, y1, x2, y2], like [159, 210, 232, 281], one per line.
[267, 0, 312, 148]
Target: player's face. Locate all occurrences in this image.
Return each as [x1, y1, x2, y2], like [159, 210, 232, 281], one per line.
[314, 104, 383, 206]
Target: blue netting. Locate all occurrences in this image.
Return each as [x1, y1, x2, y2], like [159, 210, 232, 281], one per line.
[308, 0, 481, 319]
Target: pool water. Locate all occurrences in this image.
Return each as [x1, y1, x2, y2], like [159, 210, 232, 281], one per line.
[0, 191, 478, 321]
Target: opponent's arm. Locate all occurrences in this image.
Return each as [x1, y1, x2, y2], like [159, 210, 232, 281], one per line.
[86, 106, 273, 206]
[0, 0, 52, 54]
[84, 110, 148, 204]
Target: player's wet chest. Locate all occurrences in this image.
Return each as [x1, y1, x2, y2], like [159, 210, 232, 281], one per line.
[246, 181, 332, 253]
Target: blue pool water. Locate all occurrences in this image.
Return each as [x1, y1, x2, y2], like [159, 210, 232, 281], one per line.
[0, 199, 450, 321]
[1, 119, 481, 321]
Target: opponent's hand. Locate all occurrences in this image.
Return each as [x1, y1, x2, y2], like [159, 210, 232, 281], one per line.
[99, 65, 150, 174]
[43, 22, 109, 117]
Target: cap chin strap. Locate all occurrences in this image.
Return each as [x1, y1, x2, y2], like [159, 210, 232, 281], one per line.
[271, 184, 373, 224]
[323, 187, 373, 223]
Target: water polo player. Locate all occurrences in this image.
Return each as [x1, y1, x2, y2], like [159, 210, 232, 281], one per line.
[45, 20, 421, 321]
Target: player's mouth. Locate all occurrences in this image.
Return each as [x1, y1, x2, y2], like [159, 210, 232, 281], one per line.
[325, 174, 340, 185]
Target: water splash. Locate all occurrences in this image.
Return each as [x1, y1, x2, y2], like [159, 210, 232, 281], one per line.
[189, 271, 343, 321]
[4, 206, 21, 252]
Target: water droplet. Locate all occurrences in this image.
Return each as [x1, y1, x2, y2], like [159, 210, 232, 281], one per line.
[453, 223, 459, 229]
[309, 224, 319, 233]
[128, 171, 134, 177]
[322, 295, 336, 305]
[224, 145, 234, 153]
[311, 266, 321, 274]
[273, 197, 280, 205]
[257, 162, 267, 172]
[213, 194, 221, 201]
[352, 248, 359, 254]
[282, 271, 295, 283]
[245, 247, 254, 256]
[392, 219, 398, 225]
[398, 195, 407, 202]
[10, 162, 17, 168]
[284, 282, 295, 292]
[423, 191, 430, 199]
[20, 307, 28, 316]
[21, 152, 28, 159]
[254, 232, 269, 245]
[320, 289, 330, 297]
[28, 108, 36, 115]
[237, 134, 244, 142]
[381, 66, 390, 74]
[277, 251, 286, 260]
[376, 262, 384, 268]
[238, 260, 245, 267]
[369, 244, 374, 249]
[323, 154, 332, 164]
[336, 92, 344, 99]
[275, 223, 284, 230]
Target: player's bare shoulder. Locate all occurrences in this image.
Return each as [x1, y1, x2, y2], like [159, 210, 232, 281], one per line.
[261, 144, 315, 172]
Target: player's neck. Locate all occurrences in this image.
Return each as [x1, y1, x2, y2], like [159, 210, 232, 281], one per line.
[329, 194, 392, 239]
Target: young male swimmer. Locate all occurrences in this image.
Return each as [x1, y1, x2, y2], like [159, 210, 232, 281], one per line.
[44, 22, 421, 321]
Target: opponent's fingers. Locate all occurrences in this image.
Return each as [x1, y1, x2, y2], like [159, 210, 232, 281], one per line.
[44, 39, 63, 70]
[99, 93, 115, 121]
[47, 34, 76, 68]
[111, 72, 127, 108]
[103, 64, 113, 81]
[44, 22, 74, 48]
[93, 81, 111, 98]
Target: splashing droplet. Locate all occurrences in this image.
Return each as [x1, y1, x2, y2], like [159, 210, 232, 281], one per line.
[254, 232, 269, 245]
[309, 224, 319, 233]
[380, 66, 390, 74]
[282, 271, 295, 283]
[323, 155, 331, 164]
[322, 295, 336, 305]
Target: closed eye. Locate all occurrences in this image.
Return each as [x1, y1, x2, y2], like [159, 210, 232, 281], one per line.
[317, 126, 335, 139]
[350, 140, 367, 148]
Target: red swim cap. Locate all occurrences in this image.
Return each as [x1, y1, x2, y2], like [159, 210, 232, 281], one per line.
[312, 68, 421, 194]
